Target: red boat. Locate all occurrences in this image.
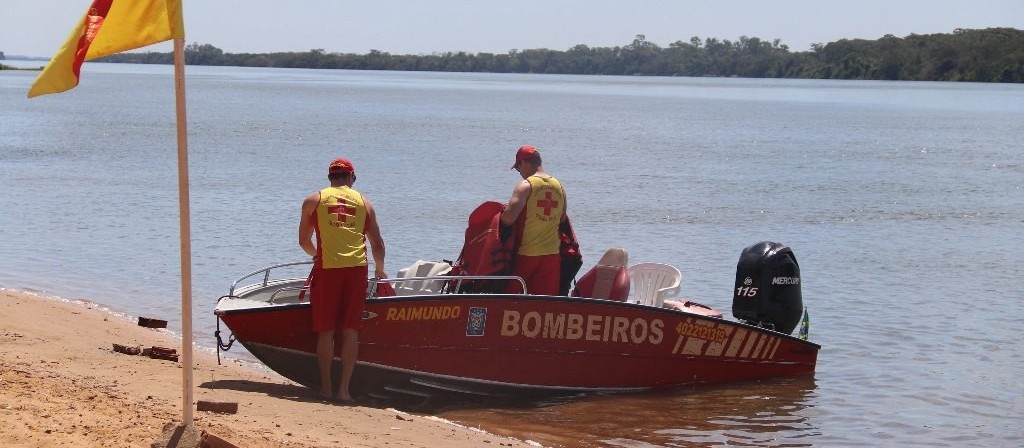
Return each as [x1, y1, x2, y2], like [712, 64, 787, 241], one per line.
[214, 240, 819, 402]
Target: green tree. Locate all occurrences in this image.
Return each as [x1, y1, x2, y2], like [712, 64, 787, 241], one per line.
[94, 29, 1024, 83]
[185, 43, 224, 65]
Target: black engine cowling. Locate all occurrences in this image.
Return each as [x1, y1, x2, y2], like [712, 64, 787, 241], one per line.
[732, 241, 803, 334]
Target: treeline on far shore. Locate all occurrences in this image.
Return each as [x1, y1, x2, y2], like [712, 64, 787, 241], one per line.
[96, 27, 1024, 83]
[0, 63, 39, 71]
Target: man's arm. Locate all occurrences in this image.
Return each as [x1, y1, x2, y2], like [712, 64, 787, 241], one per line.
[500, 180, 531, 226]
[299, 192, 319, 258]
[561, 186, 568, 224]
[363, 196, 387, 279]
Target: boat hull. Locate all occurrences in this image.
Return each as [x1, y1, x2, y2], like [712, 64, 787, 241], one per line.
[217, 293, 818, 400]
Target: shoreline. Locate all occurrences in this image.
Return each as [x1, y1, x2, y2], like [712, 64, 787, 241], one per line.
[0, 289, 542, 447]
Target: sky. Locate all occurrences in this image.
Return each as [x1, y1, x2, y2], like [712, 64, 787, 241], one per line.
[2, 0, 1022, 58]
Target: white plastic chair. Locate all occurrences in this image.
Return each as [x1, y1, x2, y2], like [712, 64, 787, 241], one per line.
[393, 260, 452, 295]
[627, 262, 681, 307]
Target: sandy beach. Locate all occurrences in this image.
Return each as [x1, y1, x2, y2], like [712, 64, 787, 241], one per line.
[0, 289, 541, 447]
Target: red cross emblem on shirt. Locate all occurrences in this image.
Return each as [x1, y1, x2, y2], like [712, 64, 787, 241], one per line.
[535, 191, 560, 216]
[327, 200, 356, 222]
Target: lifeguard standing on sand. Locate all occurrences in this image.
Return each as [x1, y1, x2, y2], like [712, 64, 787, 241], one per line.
[501, 145, 567, 295]
[299, 157, 386, 403]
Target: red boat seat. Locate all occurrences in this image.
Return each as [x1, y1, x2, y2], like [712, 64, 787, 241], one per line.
[572, 248, 630, 301]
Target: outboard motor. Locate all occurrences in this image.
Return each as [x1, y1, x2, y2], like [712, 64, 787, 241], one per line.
[732, 241, 803, 334]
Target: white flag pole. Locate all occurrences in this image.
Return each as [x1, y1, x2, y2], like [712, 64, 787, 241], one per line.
[172, 37, 194, 425]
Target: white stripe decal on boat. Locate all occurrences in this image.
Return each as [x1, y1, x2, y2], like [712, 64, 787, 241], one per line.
[740, 333, 759, 358]
[766, 337, 781, 359]
[725, 328, 748, 358]
[681, 334, 705, 355]
[751, 334, 767, 358]
[703, 323, 734, 357]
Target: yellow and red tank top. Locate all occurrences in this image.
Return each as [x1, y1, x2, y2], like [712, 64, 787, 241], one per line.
[518, 175, 565, 256]
[314, 186, 368, 268]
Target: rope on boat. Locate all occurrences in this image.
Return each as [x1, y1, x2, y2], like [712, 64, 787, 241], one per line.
[214, 295, 238, 365]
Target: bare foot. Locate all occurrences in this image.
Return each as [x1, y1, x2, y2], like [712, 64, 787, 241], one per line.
[333, 393, 355, 404]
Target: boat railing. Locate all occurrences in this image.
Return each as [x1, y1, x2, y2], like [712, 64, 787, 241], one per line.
[369, 275, 527, 298]
[229, 261, 527, 301]
[261, 274, 526, 304]
[229, 261, 313, 297]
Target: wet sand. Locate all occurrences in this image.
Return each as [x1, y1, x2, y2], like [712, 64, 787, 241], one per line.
[0, 289, 541, 447]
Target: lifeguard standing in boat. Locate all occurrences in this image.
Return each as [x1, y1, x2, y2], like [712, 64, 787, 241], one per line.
[501, 145, 567, 295]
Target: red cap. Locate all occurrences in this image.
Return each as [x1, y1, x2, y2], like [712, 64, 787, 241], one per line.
[511, 145, 540, 169]
[328, 158, 355, 174]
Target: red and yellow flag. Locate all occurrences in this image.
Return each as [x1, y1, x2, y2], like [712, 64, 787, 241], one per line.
[28, 0, 185, 98]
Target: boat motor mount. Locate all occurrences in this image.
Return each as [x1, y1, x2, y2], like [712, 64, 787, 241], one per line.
[731, 241, 803, 334]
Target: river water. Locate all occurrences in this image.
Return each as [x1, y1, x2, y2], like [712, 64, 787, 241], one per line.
[2, 62, 1022, 447]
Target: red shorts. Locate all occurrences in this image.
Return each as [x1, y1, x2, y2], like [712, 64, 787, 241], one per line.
[310, 265, 368, 332]
[508, 254, 561, 295]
